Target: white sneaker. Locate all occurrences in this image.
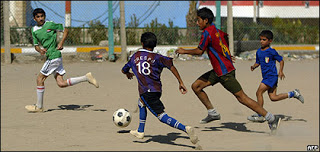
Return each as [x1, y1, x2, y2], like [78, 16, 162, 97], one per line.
[86, 72, 99, 88]
[185, 126, 199, 144]
[25, 104, 44, 113]
[293, 89, 304, 103]
[247, 113, 266, 123]
[130, 130, 144, 139]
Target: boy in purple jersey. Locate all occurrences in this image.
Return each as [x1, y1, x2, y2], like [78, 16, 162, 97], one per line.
[122, 32, 200, 148]
[248, 30, 304, 122]
[175, 7, 281, 133]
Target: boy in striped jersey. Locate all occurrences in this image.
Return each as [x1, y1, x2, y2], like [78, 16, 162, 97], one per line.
[25, 8, 99, 113]
[175, 7, 281, 133]
[122, 32, 200, 147]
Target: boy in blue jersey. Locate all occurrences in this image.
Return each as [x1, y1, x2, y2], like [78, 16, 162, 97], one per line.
[25, 8, 99, 113]
[248, 30, 304, 122]
[122, 32, 200, 148]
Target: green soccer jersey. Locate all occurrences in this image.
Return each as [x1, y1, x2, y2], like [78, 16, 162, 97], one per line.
[32, 21, 64, 60]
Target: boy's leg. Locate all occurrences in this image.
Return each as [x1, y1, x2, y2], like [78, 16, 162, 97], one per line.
[157, 112, 198, 144]
[221, 71, 281, 131]
[268, 86, 304, 104]
[25, 73, 48, 112]
[192, 70, 221, 124]
[268, 86, 289, 101]
[54, 73, 99, 88]
[256, 83, 270, 107]
[234, 90, 281, 132]
[53, 59, 98, 88]
[140, 93, 199, 144]
[130, 99, 147, 139]
[248, 83, 269, 122]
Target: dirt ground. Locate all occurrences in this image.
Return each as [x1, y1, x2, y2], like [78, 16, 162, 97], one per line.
[1, 59, 319, 151]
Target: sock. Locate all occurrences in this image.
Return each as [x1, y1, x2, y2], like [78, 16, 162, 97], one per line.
[138, 102, 147, 133]
[36, 86, 45, 109]
[208, 108, 218, 116]
[264, 112, 275, 123]
[67, 75, 87, 86]
[158, 113, 186, 132]
[288, 91, 294, 98]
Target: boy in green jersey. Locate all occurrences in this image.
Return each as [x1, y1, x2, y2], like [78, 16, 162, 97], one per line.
[25, 8, 99, 112]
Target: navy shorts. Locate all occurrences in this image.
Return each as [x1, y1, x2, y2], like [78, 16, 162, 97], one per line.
[262, 76, 278, 88]
[140, 92, 165, 116]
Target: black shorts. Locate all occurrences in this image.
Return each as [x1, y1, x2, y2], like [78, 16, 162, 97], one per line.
[140, 92, 165, 116]
[199, 70, 242, 94]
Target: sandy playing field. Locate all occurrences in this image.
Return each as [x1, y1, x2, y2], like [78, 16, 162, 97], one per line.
[1, 58, 319, 151]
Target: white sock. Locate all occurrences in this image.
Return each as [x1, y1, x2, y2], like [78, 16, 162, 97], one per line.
[67, 75, 87, 86]
[36, 86, 45, 109]
[265, 112, 275, 123]
[208, 108, 218, 116]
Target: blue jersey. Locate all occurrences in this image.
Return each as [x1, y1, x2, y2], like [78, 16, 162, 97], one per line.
[255, 47, 283, 79]
[122, 49, 173, 95]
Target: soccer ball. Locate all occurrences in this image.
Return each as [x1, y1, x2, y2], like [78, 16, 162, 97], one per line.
[113, 108, 131, 128]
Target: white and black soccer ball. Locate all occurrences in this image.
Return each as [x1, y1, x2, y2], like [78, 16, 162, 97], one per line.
[113, 108, 131, 128]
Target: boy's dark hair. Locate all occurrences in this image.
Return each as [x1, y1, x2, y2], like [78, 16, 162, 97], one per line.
[259, 30, 273, 40]
[33, 8, 46, 18]
[141, 32, 157, 49]
[197, 7, 214, 24]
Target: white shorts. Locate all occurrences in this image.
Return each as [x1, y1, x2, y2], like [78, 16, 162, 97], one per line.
[40, 57, 66, 76]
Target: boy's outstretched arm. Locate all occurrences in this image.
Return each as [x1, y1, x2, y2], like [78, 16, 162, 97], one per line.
[57, 28, 69, 50]
[175, 47, 204, 56]
[122, 63, 134, 80]
[278, 60, 285, 80]
[251, 63, 260, 71]
[170, 66, 187, 94]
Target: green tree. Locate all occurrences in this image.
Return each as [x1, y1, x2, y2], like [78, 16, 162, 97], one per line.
[126, 14, 139, 45]
[185, 1, 199, 44]
[66, 27, 82, 45]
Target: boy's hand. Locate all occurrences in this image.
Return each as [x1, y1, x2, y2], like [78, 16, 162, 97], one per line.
[250, 66, 255, 71]
[278, 71, 285, 80]
[231, 56, 236, 63]
[57, 42, 64, 50]
[179, 83, 187, 94]
[40, 48, 47, 55]
[175, 48, 185, 55]
[125, 72, 134, 80]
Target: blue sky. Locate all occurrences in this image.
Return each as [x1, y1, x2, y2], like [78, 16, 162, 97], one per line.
[31, 1, 192, 28]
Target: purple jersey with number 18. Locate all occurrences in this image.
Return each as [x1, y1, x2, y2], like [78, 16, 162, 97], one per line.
[122, 49, 173, 95]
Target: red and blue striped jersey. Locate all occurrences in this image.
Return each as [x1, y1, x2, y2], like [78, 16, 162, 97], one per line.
[198, 23, 235, 76]
[122, 49, 173, 95]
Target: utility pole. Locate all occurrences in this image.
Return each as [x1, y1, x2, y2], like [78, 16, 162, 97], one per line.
[119, 1, 127, 62]
[4, 1, 11, 64]
[65, 1, 71, 27]
[227, 1, 234, 55]
[215, 1, 221, 29]
[108, 1, 115, 61]
[253, 1, 257, 23]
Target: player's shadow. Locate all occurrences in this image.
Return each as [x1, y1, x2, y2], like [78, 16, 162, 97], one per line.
[201, 122, 267, 134]
[46, 104, 107, 112]
[277, 114, 307, 122]
[118, 131, 196, 149]
[200, 115, 306, 134]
